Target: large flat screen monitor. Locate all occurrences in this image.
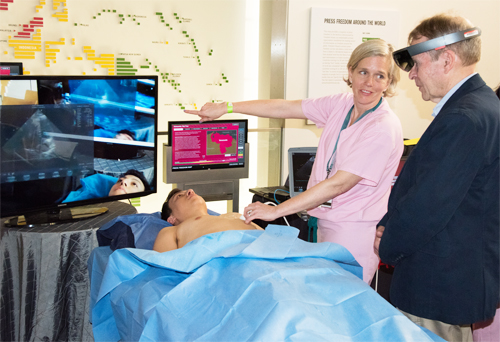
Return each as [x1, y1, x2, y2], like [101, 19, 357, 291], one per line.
[168, 120, 247, 172]
[1, 75, 158, 225]
[0, 62, 23, 75]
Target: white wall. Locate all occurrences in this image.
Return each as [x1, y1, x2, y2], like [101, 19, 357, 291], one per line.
[281, 0, 500, 178]
[0, 0, 263, 215]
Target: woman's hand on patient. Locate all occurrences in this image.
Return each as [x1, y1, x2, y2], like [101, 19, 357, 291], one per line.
[243, 202, 279, 224]
[184, 102, 226, 122]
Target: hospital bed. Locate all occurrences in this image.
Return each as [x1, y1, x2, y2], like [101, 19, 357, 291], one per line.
[88, 212, 445, 342]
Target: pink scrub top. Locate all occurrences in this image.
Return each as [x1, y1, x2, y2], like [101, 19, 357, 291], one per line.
[302, 93, 403, 283]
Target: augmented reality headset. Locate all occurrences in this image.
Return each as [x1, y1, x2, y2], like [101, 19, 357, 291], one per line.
[393, 27, 481, 72]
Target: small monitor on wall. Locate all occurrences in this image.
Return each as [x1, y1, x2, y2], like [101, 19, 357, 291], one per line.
[0, 62, 23, 75]
[168, 119, 247, 171]
[164, 119, 249, 185]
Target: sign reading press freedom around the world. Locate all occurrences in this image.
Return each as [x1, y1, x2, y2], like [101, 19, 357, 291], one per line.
[307, 8, 400, 99]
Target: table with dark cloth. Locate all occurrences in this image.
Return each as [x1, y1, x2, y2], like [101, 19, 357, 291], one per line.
[0, 201, 136, 342]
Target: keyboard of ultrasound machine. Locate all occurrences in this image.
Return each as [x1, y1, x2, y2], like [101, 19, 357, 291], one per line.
[259, 187, 290, 203]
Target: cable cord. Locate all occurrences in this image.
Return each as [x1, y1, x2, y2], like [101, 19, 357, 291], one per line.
[273, 188, 289, 204]
[263, 201, 290, 226]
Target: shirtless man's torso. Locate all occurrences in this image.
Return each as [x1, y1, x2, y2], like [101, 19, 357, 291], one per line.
[153, 213, 262, 253]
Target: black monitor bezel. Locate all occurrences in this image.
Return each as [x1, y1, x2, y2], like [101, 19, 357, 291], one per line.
[167, 119, 248, 172]
[0, 74, 159, 218]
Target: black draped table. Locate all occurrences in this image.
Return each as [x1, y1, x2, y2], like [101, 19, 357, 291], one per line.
[0, 201, 136, 342]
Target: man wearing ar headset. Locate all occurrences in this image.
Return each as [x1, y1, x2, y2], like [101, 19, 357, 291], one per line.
[373, 13, 499, 342]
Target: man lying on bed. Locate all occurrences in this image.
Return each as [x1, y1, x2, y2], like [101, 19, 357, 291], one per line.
[153, 188, 263, 252]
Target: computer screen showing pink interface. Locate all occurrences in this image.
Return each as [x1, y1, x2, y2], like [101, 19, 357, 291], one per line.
[0, 62, 23, 75]
[168, 120, 247, 171]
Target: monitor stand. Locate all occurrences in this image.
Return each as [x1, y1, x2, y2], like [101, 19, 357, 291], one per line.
[174, 179, 240, 213]
[4, 206, 109, 227]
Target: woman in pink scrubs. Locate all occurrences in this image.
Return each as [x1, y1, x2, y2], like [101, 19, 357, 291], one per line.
[185, 39, 403, 284]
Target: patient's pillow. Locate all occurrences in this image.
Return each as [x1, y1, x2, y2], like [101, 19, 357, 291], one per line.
[97, 210, 219, 250]
[63, 173, 117, 203]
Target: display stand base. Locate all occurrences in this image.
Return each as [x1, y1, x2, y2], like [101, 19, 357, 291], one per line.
[4, 206, 109, 227]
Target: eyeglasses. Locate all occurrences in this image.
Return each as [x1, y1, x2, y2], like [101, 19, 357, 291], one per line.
[393, 27, 481, 72]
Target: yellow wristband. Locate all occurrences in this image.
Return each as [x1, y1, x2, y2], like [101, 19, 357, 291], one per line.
[227, 102, 233, 113]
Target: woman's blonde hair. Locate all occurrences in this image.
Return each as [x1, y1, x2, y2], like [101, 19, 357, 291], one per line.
[344, 39, 400, 98]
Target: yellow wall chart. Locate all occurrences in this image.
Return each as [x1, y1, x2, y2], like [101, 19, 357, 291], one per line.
[0, 0, 248, 131]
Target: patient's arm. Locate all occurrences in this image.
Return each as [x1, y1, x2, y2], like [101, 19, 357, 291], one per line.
[153, 226, 178, 252]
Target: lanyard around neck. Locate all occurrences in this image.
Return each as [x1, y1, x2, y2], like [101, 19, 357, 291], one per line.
[325, 97, 383, 179]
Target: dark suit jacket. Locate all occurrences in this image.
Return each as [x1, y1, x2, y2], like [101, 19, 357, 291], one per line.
[378, 74, 499, 325]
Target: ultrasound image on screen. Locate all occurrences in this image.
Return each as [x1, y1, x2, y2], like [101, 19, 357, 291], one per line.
[292, 153, 316, 194]
[1, 104, 95, 184]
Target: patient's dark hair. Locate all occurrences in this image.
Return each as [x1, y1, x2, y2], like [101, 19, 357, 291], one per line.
[117, 129, 136, 139]
[121, 169, 151, 191]
[161, 188, 182, 221]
